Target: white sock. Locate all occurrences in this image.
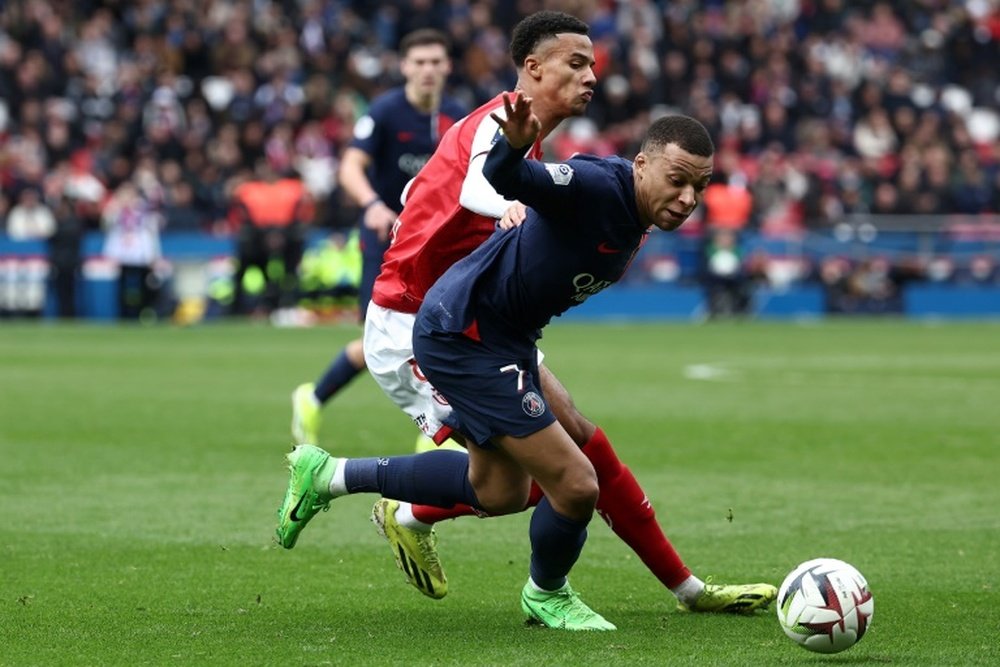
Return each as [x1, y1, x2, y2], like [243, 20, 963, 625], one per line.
[393, 501, 433, 533]
[671, 575, 705, 605]
[528, 577, 568, 593]
[328, 457, 348, 497]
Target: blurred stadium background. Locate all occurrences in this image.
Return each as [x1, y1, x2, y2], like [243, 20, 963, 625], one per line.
[1, 0, 999, 323]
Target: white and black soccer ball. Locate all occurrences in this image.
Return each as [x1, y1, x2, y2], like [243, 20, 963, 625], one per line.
[776, 558, 874, 654]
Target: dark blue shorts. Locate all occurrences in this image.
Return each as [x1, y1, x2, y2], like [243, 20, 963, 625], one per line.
[412, 323, 556, 448]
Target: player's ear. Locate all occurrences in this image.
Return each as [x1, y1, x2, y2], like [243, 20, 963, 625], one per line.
[634, 152, 647, 179]
[522, 54, 543, 82]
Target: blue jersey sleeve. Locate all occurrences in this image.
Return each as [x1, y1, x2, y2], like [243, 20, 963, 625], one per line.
[349, 98, 389, 157]
[482, 140, 612, 223]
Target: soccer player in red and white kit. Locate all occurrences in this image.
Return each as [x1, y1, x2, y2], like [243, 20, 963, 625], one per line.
[277, 11, 777, 615]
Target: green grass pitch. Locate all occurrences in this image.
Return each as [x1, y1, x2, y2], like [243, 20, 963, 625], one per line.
[2, 319, 998, 666]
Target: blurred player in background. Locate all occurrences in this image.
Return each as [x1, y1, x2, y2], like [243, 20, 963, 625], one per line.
[278, 11, 777, 618]
[290, 29, 467, 448]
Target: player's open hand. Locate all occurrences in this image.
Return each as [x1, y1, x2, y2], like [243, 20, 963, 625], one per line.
[490, 92, 541, 150]
[498, 201, 527, 230]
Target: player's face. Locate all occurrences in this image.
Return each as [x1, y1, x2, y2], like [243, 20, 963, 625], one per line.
[633, 143, 713, 232]
[528, 33, 596, 117]
[401, 44, 451, 97]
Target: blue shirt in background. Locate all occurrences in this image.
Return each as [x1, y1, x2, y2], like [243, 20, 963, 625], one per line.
[350, 88, 466, 214]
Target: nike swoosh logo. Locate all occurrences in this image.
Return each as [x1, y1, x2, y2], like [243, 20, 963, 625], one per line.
[597, 242, 622, 254]
[289, 494, 310, 522]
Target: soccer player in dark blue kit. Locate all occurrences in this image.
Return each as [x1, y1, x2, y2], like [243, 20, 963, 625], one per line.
[291, 29, 466, 447]
[274, 92, 716, 630]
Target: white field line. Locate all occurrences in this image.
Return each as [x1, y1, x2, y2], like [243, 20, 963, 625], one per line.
[682, 363, 736, 381]
[682, 356, 1000, 389]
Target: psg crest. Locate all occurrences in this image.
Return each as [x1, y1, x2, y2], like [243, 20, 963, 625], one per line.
[521, 391, 546, 417]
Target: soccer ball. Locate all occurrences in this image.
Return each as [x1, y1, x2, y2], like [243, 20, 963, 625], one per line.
[776, 558, 874, 654]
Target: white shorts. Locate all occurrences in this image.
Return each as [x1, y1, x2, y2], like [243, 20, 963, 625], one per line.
[363, 302, 545, 443]
[363, 302, 454, 442]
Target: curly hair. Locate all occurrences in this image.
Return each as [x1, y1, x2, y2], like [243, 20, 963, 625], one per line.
[509, 11, 590, 68]
[642, 115, 715, 157]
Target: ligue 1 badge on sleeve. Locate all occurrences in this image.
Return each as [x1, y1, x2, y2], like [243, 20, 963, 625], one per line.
[544, 163, 574, 185]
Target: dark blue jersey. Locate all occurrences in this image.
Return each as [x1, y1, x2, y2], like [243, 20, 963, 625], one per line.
[419, 140, 648, 349]
[350, 87, 466, 210]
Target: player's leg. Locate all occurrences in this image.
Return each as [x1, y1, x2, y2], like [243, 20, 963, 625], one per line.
[290, 243, 383, 445]
[539, 363, 777, 613]
[539, 363, 690, 584]
[276, 445, 482, 547]
[361, 307, 544, 567]
[361, 304, 470, 593]
[275, 423, 531, 591]
[410, 328, 612, 631]
[493, 423, 613, 631]
[291, 338, 365, 445]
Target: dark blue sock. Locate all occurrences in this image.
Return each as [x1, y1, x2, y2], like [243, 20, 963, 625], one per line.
[314, 349, 363, 403]
[342, 450, 480, 509]
[528, 497, 590, 591]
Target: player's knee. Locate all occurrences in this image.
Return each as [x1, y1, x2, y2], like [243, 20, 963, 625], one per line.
[472, 477, 531, 515]
[552, 467, 599, 520]
[346, 338, 366, 368]
[477, 488, 530, 515]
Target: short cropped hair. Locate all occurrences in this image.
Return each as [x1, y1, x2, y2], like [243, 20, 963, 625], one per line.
[641, 115, 715, 157]
[399, 29, 451, 57]
[510, 11, 590, 68]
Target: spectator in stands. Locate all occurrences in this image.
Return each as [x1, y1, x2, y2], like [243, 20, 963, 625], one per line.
[853, 108, 899, 161]
[101, 182, 164, 321]
[5, 187, 55, 241]
[162, 179, 205, 232]
[870, 181, 903, 216]
[751, 146, 809, 229]
[951, 149, 992, 214]
[0, 0, 997, 318]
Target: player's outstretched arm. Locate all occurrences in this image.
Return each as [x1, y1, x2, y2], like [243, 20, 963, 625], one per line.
[484, 92, 610, 219]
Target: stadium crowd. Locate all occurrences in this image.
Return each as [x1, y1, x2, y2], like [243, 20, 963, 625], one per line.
[1, 0, 999, 315]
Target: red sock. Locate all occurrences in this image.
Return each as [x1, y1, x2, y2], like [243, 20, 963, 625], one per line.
[410, 481, 545, 524]
[411, 503, 479, 524]
[584, 427, 691, 589]
[526, 481, 544, 507]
